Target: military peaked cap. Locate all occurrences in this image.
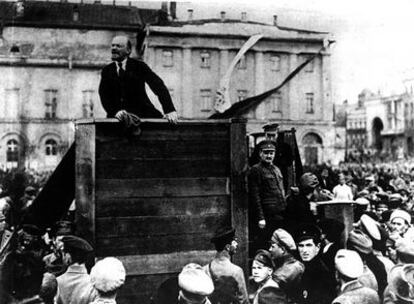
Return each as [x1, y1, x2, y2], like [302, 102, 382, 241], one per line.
[258, 140, 276, 151]
[210, 226, 235, 245]
[294, 224, 321, 244]
[254, 249, 274, 269]
[61, 235, 93, 252]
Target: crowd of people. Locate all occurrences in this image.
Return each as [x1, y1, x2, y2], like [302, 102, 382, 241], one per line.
[158, 142, 414, 304]
[4, 142, 414, 304]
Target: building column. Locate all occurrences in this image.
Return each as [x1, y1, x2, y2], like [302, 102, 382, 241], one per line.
[288, 53, 299, 120]
[321, 53, 333, 121]
[254, 51, 265, 120]
[181, 46, 192, 118]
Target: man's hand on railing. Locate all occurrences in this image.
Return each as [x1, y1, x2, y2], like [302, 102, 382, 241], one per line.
[115, 110, 128, 122]
[164, 111, 178, 124]
[115, 110, 141, 129]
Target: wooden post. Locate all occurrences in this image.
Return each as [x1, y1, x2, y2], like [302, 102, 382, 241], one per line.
[230, 118, 249, 276]
[75, 123, 96, 247]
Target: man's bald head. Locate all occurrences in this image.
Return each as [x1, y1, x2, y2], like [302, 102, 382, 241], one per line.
[111, 35, 132, 62]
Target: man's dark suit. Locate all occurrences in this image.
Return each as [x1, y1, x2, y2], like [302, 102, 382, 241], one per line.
[99, 58, 176, 118]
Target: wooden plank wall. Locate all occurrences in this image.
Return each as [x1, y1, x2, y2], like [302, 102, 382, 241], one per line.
[90, 121, 237, 304]
[75, 124, 96, 247]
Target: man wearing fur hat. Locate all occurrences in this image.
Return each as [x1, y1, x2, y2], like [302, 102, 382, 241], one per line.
[269, 228, 304, 302]
[332, 249, 379, 304]
[56, 235, 98, 304]
[204, 226, 248, 304]
[90, 257, 126, 304]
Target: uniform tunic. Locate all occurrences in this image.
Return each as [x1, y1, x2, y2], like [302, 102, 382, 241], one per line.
[56, 264, 98, 304]
[204, 251, 248, 304]
[252, 277, 287, 304]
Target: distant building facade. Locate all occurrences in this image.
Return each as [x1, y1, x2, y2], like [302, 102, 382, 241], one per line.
[345, 88, 414, 160]
[0, 1, 339, 170]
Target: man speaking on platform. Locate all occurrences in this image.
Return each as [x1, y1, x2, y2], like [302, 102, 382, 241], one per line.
[99, 35, 178, 124]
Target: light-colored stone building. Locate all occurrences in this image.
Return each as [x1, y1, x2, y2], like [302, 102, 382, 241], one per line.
[345, 88, 414, 160]
[0, 1, 340, 170]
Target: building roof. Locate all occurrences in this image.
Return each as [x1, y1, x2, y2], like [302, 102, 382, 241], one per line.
[0, 1, 165, 30]
[151, 18, 329, 41]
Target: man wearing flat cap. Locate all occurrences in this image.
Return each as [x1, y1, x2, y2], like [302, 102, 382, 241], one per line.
[90, 257, 126, 304]
[204, 226, 248, 304]
[332, 249, 379, 304]
[248, 140, 286, 250]
[268, 228, 304, 302]
[56, 235, 98, 304]
[347, 229, 387, 296]
[294, 224, 336, 304]
[178, 263, 214, 304]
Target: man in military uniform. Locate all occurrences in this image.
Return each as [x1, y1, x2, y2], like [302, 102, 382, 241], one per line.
[248, 140, 286, 250]
[56, 235, 98, 304]
[204, 226, 248, 304]
[269, 228, 304, 302]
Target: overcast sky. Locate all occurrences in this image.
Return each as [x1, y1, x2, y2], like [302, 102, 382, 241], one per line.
[97, 0, 414, 104]
[168, 0, 414, 104]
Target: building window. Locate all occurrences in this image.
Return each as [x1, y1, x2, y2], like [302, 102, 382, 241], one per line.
[6, 139, 19, 163]
[305, 93, 314, 113]
[304, 56, 314, 72]
[82, 90, 94, 118]
[200, 51, 211, 68]
[200, 89, 212, 112]
[270, 55, 281, 71]
[162, 50, 173, 67]
[45, 89, 58, 119]
[237, 55, 247, 70]
[45, 139, 58, 156]
[237, 90, 248, 102]
[270, 93, 282, 113]
[4, 88, 20, 118]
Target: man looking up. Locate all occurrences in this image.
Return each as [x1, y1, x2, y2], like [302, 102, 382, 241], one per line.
[99, 35, 178, 124]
